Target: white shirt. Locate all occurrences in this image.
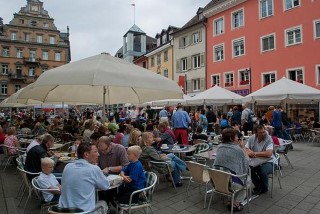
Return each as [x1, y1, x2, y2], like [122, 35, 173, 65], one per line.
[37, 172, 60, 202]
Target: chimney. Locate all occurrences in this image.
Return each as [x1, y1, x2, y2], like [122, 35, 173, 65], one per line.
[0, 17, 3, 34]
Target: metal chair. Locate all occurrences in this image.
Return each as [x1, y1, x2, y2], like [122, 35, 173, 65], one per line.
[17, 166, 40, 214]
[148, 160, 176, 189]
[31, 176, 60, 214]
[184, 143, 209, 164]
[277, 139, 293, 169]
[207, 168, 250, 214]
[117, 171, 158, 214]
[0, 145, 25, 171]
[186, 161, 211, 208]
[269, 153, 282, 198]
[48, 205, 105, 214]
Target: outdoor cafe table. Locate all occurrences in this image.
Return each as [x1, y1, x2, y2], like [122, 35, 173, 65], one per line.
[161, 144, 196, 158]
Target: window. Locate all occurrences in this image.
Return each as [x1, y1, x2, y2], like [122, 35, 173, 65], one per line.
[239, 69, 250, 85]
[157, 38, 161, 46]
[233, 38, 245, 57]
[163, 50, 168, 62]
[24, 33, 30, 42]
[1, 65, 9, 75]
[261, 34, 275, 51]
[285, 0, 300, 10]
[286, 26, 302, 46]
[232, 9, 244, 29]
[151, 57, 155, 67]
[214, 17, 224, 35]
[16, 65, 22, 77]
[162, 34, 167, 44]
[15, 84, 21, 92]
[28, 67, 35, 76]
[179, 36, 188, 48]
[263, 72, 276, 86]
[43, 22, 48, 28]
[288, 68, 303, 83]
[212, 75, 220, 86]
[42, 51, 49, 60]
[29, 50, 36, 61]
[315, 20, 320, 39]
[181, 58, 187, 71]
[19, 19, 24, 24]
[163, 69, 168, 78]
[16, 48, 23, 58]
[37, 35, 43, 43]
[1, 84, 7, 95]
[11, 32, 17, 40]
[192, 54, 201, 69]
[55, 52, 61, 61]
[2, 47, 9, 57]
[260, 0, 273, 18]
[49, 36, 55, 44]
[214, 44, 224, 62]
[192, 32, 200, 44]
[224, 73, 234, 87]
[193, 79, 200, 91]
[157, 54, 161, 65]
[317, 65, 320, 85]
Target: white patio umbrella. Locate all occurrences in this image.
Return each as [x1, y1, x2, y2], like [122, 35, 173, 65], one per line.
[145, 94, 191, 107]
[243, 77, 320, 104]
[186, 85, 243, 105]
[18, 53, 183, 120]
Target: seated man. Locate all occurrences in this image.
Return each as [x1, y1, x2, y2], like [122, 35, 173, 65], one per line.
[37, 157, 61, 203]
[245, 125, 275, 195]
[58, 142, 110, 213]
[155, 122, 175, 146]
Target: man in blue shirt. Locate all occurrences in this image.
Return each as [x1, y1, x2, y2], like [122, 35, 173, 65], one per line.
[171, 103, 191, 145]
[59, 142, 110, 212]
[271, 106, 283, 138]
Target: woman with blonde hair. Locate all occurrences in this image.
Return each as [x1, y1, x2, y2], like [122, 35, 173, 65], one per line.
[4, 126, 20, 155]
[128, 129, 142, 147]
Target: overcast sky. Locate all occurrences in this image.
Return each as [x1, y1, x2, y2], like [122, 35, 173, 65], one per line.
[0, 0, 211, 62]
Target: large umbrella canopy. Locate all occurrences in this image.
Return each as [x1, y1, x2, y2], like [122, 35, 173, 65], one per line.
[243, 77, 320, 104]
[143, 94, 191, 107]
[186, 85, 243, 105]
[18, 53, 183, 105]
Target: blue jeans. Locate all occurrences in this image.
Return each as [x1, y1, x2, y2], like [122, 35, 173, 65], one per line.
[251, 162, 274, 192]
[167, 153, 187, 184]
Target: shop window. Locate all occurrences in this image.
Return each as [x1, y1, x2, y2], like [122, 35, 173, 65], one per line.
[284, 0, 300, 10]
[261, 34, 275, 52]
[232, 9, 244, 29]
[286, 26, 302, 46]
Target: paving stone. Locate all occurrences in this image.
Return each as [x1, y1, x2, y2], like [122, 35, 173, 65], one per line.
[294, 201, 314, 212]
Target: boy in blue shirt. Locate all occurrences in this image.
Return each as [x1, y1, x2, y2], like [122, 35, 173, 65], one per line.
[117, 145, 146, 204]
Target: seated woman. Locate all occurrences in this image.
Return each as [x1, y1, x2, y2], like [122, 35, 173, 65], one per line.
[114, 124, 126, 145]
[122, 125, 134, 148]
[192, 125, 208, 141]
[213, 128, 250, 212]
[128, 129, 142, 147]
[140, 132, 187, 187]
[155, 122, 175, 147]
[4, 126, 20, 156]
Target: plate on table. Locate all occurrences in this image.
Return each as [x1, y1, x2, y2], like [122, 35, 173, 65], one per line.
[59, 156, 71, 161]
[172, 147, 184, 151]
[107, 174, 123, 186]
[161, 147, 169, 150]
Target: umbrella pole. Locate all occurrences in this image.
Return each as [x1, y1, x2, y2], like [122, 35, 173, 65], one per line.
[102, 86, 106, 125]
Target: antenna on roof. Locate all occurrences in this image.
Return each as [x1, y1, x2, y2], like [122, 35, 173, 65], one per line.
[131, 3, 135, 25]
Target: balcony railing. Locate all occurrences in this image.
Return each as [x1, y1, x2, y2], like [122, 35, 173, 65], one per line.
[8, 73, 27, 81]
[23, 57, 41, 65]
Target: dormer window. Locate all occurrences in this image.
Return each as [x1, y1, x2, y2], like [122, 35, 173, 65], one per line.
[157, 38, 161, 46]
[162, 34, 167, 44]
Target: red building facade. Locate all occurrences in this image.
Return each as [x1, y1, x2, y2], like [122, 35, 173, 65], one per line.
[204, 0, 320, 95]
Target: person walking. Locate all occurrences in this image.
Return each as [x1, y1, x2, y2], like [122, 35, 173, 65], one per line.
[171, 103, 191, 145]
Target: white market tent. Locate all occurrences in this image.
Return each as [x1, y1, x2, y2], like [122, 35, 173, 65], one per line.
[243, 77, 320, 104]
[143, 94, 191, 107]
[186, 85, 243, 105]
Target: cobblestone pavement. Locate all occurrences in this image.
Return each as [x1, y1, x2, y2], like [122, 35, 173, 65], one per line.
[1, 141, 320, 214]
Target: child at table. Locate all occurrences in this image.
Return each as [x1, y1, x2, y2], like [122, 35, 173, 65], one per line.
[37, 157, 61, 202]
[117, 145, 146, 204]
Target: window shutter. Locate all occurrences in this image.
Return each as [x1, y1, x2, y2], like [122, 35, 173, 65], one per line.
[200, 78, 205, 90]
[200, 52, 205, 67]
[176, 59, 180, 72]
[187, 56, 192, 70]
[190, 34, 193, 45]
[187, 80, 192, 92]
[186, 36, 189, 47]
[199, 30, 202, 42]
[179, 38, 183, 48]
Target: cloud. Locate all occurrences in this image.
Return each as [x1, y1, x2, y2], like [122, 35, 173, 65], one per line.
[0, 0, 211, 61]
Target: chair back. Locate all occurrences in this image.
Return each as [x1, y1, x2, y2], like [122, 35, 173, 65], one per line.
[31, 177, 43, 201]
[143, 171, 158, 202]
[193, 143, 209, 154]
[207, 168, 233, 195]
[192, 139, 207, 145]
[186, 161, 209, 183]
[48, 206, 85, 213]
[148, 160, 171, 175]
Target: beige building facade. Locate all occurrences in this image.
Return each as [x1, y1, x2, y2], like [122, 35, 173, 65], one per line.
[0, 0, 70, 101]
